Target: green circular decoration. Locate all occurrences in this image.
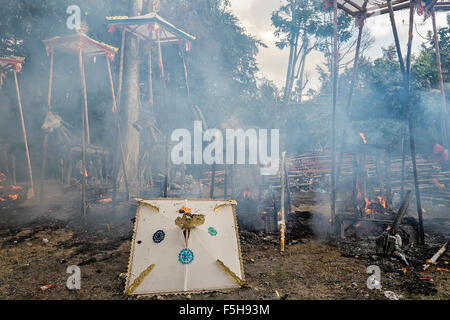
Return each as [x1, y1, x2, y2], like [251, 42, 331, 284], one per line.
[208, 227, 217, 236]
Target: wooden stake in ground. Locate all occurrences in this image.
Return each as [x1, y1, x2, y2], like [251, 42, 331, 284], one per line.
[156, 28, 169, 198]
[13, 70, 34, 199]
[106, 55, 130, 201]
[405, 1, 425, 244]
[280, 151, 286, 252]
[40, 47, 54, 202]
[330, 0, 339, 227]
[78, 47, 87, 216]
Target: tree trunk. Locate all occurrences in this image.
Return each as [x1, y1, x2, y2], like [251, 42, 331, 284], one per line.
[119, 0, 143, 195]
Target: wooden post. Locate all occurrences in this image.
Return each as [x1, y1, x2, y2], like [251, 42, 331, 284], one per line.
[179, 42, 190, 97]
[78, 47, 87, 216]
[351, 154, 357, 207]
[431, 8, 448, 148]
[405, 1, 425, 244]
[387, 0, 406, 77]
[387, 0, 408, 198]
[13, 70, 34, 199]
[336, 3, 367, 187]
[41, 47, 54, 202]
[385, 151, 392, 209]
[400, 137, 406, 200]
[283, 154, 292, 213]
[147, 44, 154, 110]
[156, 29, 169, 198]
[117, 28, 126, 109]
[330, 0, 338, 226]
[280, 151, 286, 252]
[11, 154, 16, 185]
[106, 55, 130, 200]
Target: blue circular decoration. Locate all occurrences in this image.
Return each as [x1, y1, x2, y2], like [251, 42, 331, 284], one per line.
[178, 248, 194, 265]
[208, 227, 217, 236]
[152, 230, 165, 243]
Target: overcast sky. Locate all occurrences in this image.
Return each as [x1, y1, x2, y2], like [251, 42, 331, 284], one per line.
[228, 0, 449, 92]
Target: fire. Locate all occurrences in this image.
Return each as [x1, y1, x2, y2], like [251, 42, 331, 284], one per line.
[359, 132, 367, 144]
[8, 194, 18, 201]
[0, 173, 6, 183]
[99, 198, 112, 203]
[432, 178, 445, 189]
[277, 211, 281, 216]
[11, 185, 22, 190]
[364, 197, 374, 213]
[80, 168, 88, 177]
[377, 196, 386, 208]
[242, 190, 256, 200]
[0, 197, 6, 202]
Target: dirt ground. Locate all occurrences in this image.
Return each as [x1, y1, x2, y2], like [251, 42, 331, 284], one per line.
[0, 182, 448, 300]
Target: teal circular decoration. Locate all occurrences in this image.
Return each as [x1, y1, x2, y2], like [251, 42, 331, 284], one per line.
[208, 227, 217, 236]
[178, 248, 194, 264]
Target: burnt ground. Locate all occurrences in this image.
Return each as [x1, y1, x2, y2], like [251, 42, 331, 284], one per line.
[0, 182, 449, 300]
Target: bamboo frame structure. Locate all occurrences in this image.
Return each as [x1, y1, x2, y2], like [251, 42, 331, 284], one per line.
[106, 12, 195, 198]
[0, 57, 34, 199]
[42, 34, 118, 216]
[332, 0, 450, 242]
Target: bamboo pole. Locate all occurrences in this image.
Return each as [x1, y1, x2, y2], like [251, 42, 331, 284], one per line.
[78, 47, 87, 216]
[387, 0, 408, 197]
[431, 8, 448, 148]
[179, 42, 190, 97]
[13, 70, 34, 199]
[405, 1, 425, 244]
[330, 0, 338, 226]
[336, 3, 366, 187]
[280, 151, 286, 252]
[147, 44, 154, 110]
[112, 31, 125, 208]
[40, 47, 54, 202]
[156, 28, 169, 198]
[117, 28, 126, 109]
[106, 56, 130, 200]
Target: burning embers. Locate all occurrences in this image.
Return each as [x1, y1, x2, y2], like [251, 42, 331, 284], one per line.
[363, 195, 387, 214]
[0, 172, 24, 207]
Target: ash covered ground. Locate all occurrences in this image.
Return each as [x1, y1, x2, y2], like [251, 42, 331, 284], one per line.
[0, 182, 448, 300]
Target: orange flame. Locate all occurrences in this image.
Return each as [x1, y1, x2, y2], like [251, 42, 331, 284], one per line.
[99, 198, 112, 203]
[0, 197, 6, 202]
[11, 185, 22, 190]
[277, 211, 281, 216]
[359, 132, 367, 144]
[365, 197, 374, 213]
[377, 196, 386, 208]
[242, 190, 256, 200]
[8, 194, 18, 201]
